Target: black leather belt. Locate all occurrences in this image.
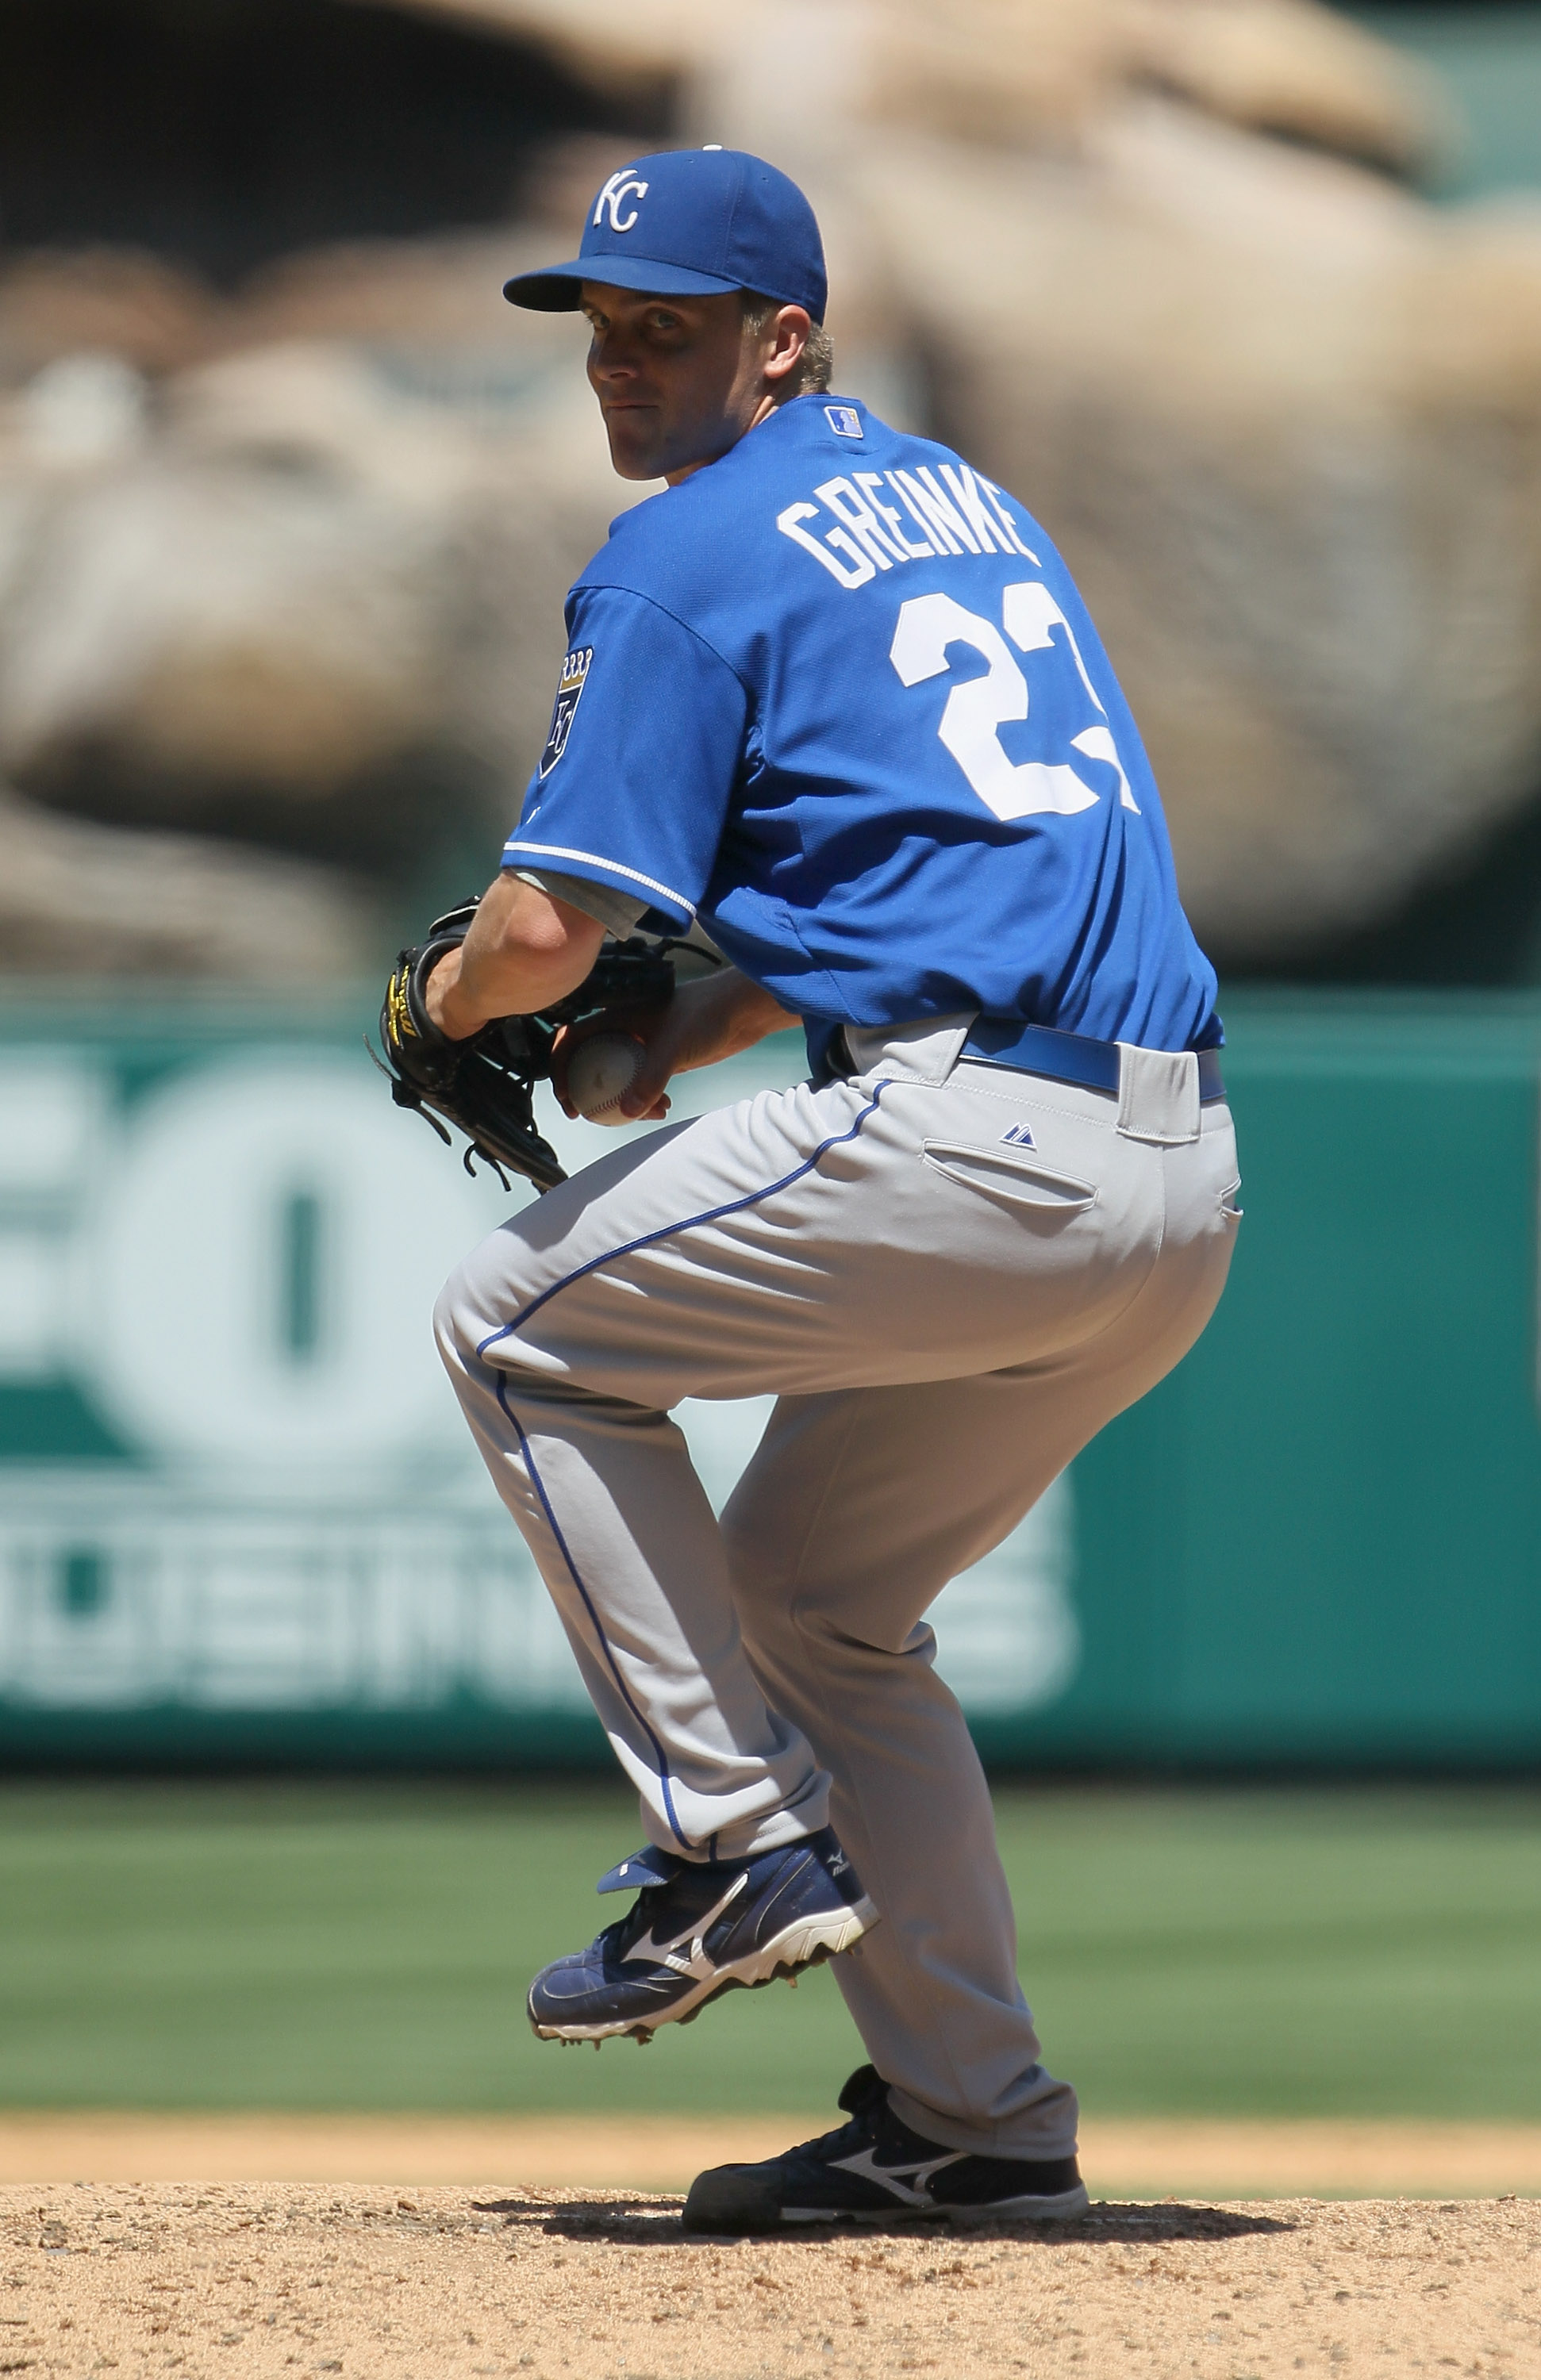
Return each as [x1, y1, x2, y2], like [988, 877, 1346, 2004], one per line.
[962, 1016, 1226, 1103]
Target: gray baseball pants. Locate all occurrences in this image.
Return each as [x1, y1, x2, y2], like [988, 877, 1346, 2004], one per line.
[435, 1017, 1240, 2158]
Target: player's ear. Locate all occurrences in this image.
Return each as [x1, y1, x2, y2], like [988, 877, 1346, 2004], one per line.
[763, 305, 811, 386]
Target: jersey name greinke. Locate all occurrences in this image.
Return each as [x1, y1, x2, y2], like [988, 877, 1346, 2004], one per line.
[778, 447, 1036, 585]
[505, 393, 1220, 1063]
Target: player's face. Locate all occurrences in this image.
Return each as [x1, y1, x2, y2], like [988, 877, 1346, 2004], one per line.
[579, 284, 794, 485]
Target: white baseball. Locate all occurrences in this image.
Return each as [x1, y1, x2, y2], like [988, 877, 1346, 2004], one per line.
[566, 1031, 647, 1124]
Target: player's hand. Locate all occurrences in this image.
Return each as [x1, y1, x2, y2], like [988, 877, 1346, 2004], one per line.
[551, 1000, 674, 1122]
[555, 969, 795, 1123]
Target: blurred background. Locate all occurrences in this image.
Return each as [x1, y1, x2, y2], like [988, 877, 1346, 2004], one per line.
[1, 0, 1539, 2163]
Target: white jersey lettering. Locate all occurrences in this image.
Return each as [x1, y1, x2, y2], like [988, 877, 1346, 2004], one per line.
[775, 499, 875, 588]
[775, 469, 1064, 591]
[901, 468, 981, 554]
[938, 463, 1008, 554]
[813, 476, 907, 571]
[855, 471, 934, 560]
[981, 474, 1040, 560]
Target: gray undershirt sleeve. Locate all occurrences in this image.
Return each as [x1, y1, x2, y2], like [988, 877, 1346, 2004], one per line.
[510, 868, 649, 939]
[510, 868, 730, 979]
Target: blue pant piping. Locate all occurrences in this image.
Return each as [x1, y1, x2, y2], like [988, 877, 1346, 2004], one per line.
[475, 1082, 889, 1359]
[472, 1080, 890, 1858]
[494, 1370, 687, 1848]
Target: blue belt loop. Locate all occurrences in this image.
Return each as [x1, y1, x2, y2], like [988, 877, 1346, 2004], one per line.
[959, 1017, 1226, 1104]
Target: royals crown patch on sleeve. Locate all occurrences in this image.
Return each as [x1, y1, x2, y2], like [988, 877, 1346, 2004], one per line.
[539, 646, 593, 777]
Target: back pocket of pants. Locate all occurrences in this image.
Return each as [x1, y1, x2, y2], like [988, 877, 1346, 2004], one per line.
[922, 1138, 1097, 1212]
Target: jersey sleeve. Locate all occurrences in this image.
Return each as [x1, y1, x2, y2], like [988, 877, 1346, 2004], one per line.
[503, 585, 750, 933]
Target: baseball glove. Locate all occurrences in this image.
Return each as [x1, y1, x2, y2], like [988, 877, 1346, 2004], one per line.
[376, 897, 677, 1192]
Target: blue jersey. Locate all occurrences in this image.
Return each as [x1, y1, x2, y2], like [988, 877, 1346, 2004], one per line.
[505, 394, 1219, 1067]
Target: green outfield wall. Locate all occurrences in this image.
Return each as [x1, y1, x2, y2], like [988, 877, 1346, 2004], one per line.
[0, 988, 1537, 1769]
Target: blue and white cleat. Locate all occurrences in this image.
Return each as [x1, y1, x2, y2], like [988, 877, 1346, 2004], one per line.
[527, 1827, 879, 2044]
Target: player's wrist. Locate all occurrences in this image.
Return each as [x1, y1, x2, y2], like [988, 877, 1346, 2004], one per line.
[711, 970, 796, 1049]
[640, 971, 788, 1081]
[423, 948, 482, 1042]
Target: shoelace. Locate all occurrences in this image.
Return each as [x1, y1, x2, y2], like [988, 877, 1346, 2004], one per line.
[605, 1883, 697, 1970]
[601, 1898, 660, 1962]
[608, 1868, 753, 1970]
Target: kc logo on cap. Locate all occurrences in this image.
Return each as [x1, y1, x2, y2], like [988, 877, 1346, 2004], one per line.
[505, 148, 828, 324]
[593, 170, 649, 234]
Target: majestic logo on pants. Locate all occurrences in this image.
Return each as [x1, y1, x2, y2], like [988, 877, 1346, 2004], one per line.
[593, 171, 649, 232]
[539, 647, 593, 777]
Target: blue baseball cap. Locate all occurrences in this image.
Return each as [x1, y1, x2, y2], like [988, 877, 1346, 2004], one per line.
[502, 147, 827, 323]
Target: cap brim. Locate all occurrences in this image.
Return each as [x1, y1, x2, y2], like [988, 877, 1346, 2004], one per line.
[503, 253, 744, 309]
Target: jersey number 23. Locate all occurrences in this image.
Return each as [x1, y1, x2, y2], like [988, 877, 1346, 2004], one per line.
[890, 583, 1139, 823]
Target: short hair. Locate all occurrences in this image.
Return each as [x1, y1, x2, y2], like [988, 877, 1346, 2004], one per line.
[741, 290, 835, 398]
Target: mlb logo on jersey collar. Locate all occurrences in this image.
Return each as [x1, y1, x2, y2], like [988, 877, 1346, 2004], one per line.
[825, 405, 863, 439]
[540, 647, 592, 778]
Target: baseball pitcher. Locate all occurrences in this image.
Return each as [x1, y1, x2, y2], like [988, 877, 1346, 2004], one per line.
[407, 148, 1240, 2231]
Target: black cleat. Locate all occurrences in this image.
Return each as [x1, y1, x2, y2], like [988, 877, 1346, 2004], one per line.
[682, 2063, 1089, 2232]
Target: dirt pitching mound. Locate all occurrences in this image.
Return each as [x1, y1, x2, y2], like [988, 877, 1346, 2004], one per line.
[2, 2184, 1536, 2378]
[6, 2113, 1541, 2198]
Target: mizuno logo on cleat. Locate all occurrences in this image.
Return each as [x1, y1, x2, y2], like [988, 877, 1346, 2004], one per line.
[623, 1873, 748, 1970]
[828, 1851, 849, 1875]
[830, 2147, 967, 2206]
